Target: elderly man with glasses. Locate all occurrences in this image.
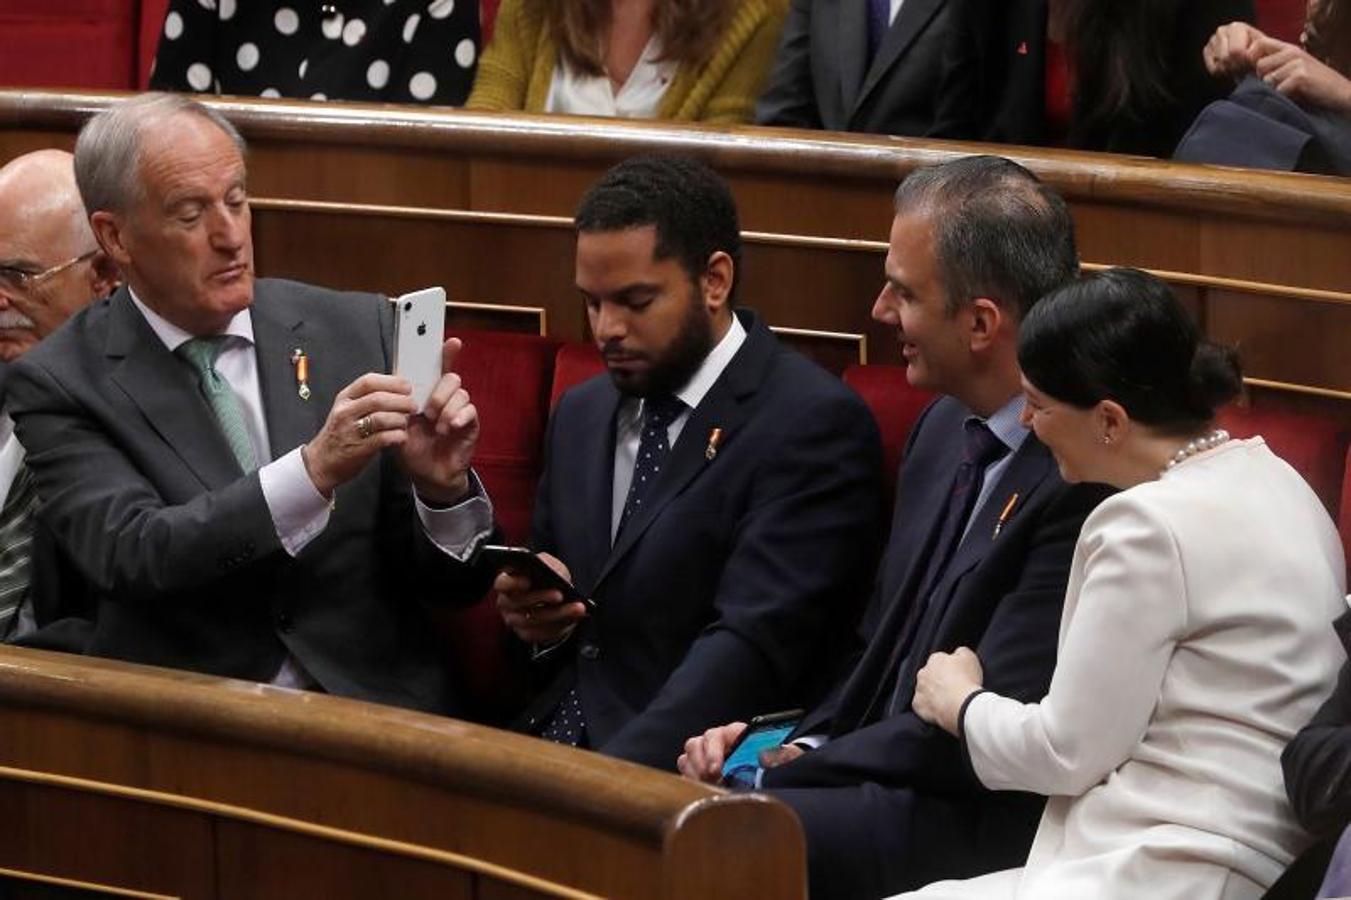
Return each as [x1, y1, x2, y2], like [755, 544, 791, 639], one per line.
[0, 149, 118, 639]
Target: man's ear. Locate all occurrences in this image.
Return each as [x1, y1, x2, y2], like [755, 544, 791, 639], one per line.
[89, 211, 132, 272]
[967, 296, 1005, 351]
[701, 250, 734, 314]
[86, 251, 120, 299]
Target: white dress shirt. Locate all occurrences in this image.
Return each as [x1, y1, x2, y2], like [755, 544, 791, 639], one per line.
[610, 314, 747, 539]
[127, 290, 493, 685]
[889, 0, 905, 25]
[545, 35, 679, 119]
[0, 415, 25, 512]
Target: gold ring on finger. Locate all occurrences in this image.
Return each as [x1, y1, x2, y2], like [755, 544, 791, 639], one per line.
[356, 415, 374, 439]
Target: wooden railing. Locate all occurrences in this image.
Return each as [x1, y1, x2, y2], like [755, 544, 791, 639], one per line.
[0, 646, 805, 899]
[2, 89, 1349, 414]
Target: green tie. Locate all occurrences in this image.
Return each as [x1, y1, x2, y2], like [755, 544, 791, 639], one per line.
[177, 336, 258, 473]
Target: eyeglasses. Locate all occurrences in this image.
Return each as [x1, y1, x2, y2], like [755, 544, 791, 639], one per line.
[0, 250, 98, 294]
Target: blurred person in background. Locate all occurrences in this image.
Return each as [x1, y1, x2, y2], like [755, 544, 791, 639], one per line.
[152, 0, 480, 106]
[467, 0, 787, 122]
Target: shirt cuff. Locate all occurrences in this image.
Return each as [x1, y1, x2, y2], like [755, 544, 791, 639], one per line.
[260, 446, 332, 557]
[414, 469, 494, 562]
[792, 733, 828, 750]
[530, 624, 578, 661]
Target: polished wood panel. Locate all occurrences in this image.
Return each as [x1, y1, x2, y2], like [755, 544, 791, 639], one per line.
[0, 647, 806, 900]
[1, 90, 1347, 414]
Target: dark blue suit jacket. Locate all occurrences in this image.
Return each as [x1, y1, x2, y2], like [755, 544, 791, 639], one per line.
[764, 395, 1111, 899]
[517, 310, 884, 770]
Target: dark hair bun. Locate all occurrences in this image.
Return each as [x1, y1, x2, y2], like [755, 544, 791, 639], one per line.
[1186, 342, 1243, 418]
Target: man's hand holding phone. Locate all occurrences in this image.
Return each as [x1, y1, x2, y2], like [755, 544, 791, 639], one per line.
[491, 550, 590, 644]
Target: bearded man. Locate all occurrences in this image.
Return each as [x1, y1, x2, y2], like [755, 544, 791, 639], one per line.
[491, 155, 884, 769]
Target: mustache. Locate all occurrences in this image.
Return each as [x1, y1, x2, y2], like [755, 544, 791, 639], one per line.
[0, 311, 36, 329]
[600, 342, 645, 361]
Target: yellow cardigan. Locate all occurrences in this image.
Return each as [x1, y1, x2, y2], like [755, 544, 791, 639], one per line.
[467, 0, 788, 123]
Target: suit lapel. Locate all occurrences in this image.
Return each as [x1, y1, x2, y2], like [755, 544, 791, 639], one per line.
[854, 0, 944, 118]
[576, 384, 622, 594]
[891, 439, 1056, 696]
[933, 438, 1054, 595]
[593, 311, 773, 591]
[106, 288, 242, 490]
[837, 0, 871, 120]
[249, 286, 322, 461]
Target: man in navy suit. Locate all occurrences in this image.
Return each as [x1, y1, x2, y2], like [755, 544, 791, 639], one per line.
[493, 156, 883, 771]
[679, 156, 1111, 899]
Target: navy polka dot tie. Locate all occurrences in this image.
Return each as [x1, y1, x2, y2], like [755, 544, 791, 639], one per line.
[617, 394, 686, 537]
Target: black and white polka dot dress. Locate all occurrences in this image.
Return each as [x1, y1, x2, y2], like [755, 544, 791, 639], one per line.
[150, 0, 479, 106]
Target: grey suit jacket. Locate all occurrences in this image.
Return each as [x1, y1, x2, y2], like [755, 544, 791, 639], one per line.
[754, 0, 948, 134]
[8, 278, 483, 713]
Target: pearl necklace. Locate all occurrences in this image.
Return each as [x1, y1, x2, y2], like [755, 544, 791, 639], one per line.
[1162, 428, 1231, 474]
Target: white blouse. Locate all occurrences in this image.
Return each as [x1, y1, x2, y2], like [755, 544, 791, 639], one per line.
[544, 36, 677, 118]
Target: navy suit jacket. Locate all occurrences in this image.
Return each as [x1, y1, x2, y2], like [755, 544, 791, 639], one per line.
[764, 396, 1111, 895]
[755, 0, 949, 135]
[518, 310, 884, 770]
[8, 279, 487, 713]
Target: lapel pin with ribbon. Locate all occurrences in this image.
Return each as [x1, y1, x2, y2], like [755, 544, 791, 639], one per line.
[290, 348, 311, 400]
[705, 427, 724, 461]
[993, 492, 1020, 538]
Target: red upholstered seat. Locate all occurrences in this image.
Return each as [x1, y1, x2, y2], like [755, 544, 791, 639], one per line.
[138, 0, 169, 87]
[437, 329, 559, 721]
[1216, 404, 1350, 520]
[0, 0, 141, 90]
[450, 329, 559, 543]
[1255, 0, 1306, 42]
[550, 342, 606, 409]
[842, 364, 936, 501]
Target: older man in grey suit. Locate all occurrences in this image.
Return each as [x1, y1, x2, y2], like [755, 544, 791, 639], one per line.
[755, 0, 949, 135]
[8, 94, 492, 713]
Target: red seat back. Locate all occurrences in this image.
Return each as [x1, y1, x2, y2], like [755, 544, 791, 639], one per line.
[550, 343, 606, 409]
[1255, 0, 1305, 42]
[450, 329, 560, 543]
[0, 0, 139, 90]
[841, 364, 935, 502]
[1216, 404, 1350, 520]
[436, 329, 558, 721]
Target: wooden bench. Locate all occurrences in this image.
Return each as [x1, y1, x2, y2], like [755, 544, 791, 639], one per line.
[0, 646, 805, 899]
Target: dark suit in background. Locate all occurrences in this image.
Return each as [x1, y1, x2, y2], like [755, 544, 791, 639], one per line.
[755, 0, 949, 134]
[762, 396, 1110, 900]
[8, 278, 485, 713]
[929, 0, 1255, 156]
[1266, 611, 1351, 900]
[518, 310, 883, 770]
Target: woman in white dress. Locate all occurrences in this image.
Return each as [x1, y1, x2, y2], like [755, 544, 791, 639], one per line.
[898, 267, 1347, 900]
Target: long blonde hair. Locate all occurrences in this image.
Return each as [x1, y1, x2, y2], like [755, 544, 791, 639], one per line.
[535, 0, 734, 76]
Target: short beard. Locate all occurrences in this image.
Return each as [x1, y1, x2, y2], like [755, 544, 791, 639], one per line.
[611, 297, 715, 398]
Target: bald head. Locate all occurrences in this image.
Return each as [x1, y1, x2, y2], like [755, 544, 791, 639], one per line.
[0, 149, 115, 362]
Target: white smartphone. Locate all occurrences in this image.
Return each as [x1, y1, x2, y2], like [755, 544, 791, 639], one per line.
[392, 286, 446, 411]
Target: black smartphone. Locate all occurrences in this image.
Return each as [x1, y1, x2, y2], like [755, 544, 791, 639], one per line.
[720, 709, 804, 788]
[477, 545, 596, 610]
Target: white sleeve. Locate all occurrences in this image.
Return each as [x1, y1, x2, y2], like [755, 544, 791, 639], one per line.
[258, 446, 331, 556]
[963, 496, 1188, 797]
